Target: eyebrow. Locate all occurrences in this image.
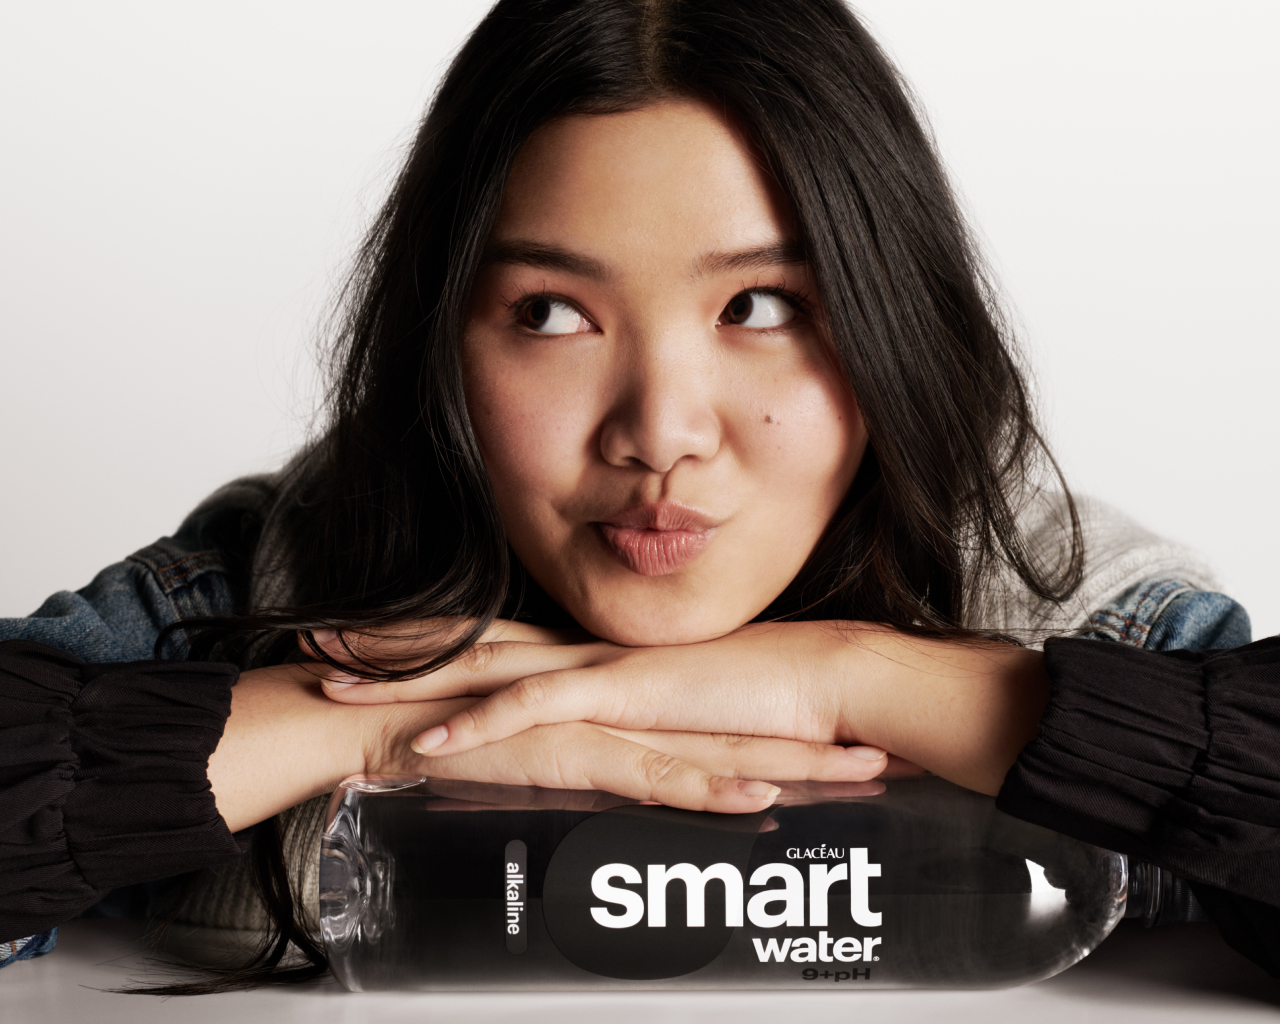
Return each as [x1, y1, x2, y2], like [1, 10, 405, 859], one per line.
[697, 241, 808, 276]
[480, 238, 808, 281]
[480, 240, 612, 281]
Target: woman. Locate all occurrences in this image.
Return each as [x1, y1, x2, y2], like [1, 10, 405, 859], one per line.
[0, 0, 1259, 986]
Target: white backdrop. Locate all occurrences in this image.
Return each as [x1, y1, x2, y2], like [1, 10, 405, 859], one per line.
[2, 1, 1277, 634]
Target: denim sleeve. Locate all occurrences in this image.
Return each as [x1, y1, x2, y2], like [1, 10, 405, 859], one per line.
[1082, 576, 1252, 653]
[0, 929, 57, 966]
[0, 546, 235, 664]
[0, 474, 271, 664]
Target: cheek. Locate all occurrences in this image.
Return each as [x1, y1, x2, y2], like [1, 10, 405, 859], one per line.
[744, 365, 865, 515]
[462, 345, 595, 513]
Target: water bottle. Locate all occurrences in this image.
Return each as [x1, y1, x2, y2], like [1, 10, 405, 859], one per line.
[321, 773, 1149, 991]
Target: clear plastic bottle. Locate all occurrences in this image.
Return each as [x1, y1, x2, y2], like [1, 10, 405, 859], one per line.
[321, 773, 1136, 991]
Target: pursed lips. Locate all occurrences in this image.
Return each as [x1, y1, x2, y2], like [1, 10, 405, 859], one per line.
[595, 502, 719, 576]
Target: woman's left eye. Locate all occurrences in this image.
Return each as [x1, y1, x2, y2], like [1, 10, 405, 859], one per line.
[718, 290, 797, 329]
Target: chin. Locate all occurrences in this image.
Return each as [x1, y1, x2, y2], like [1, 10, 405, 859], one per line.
[576, 601, 745, 648]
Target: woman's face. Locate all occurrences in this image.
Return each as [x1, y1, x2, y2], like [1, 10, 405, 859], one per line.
[464, 99, 867, 646]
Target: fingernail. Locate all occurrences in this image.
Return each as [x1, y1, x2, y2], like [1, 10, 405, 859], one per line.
[312, 629, 338, 645]
[411, 725, 449, 755]
[736, 780, 781, 800]
[847, 746, 886, 761]
[322, 680, 356, 692]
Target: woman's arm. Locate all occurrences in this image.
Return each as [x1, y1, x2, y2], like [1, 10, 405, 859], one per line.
[315, 620, 1047, 795]
[204, 663, 399, 834]
[210, 660, 890, 833]
[315, 613, 1280, 977]
[0, 637, 887, 944]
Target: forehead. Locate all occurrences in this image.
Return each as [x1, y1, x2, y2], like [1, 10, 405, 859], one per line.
[494, 99, 792, 261]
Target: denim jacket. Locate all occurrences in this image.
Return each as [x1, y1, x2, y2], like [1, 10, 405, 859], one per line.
[0, 482, 1252, 966]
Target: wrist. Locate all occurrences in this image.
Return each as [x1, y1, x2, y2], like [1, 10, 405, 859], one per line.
[208, 663, 367, 832]
[822, 621, 901, 746]
[826, 624, 1050, 796]
[357, 696, 479, 778]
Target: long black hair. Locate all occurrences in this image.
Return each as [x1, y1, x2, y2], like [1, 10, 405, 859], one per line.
[165, 0, 1082, 989]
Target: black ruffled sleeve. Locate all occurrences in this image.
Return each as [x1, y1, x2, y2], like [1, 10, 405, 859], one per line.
[0, 639, 244, 939]
[998, 635, 1280, 974]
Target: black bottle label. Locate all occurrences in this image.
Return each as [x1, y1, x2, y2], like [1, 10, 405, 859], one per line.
[541, 803, 882, 979]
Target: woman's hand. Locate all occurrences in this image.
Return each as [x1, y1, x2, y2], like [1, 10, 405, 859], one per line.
[309, 619, 1049, 796]
[368, 715, 889, 811]
[304, 617, 587, 682]
[308, 618, 854, 736]
[356, 638, 891, 809]
[206, 659, 888, 833]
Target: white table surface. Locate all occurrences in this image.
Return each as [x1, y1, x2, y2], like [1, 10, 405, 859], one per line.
[4, 917, 1278, 1024]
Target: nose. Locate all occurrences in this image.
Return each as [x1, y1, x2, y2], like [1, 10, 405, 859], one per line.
[598, 330, 722, 474]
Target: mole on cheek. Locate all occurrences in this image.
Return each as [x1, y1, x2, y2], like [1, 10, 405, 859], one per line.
[764, 414, 776, 424]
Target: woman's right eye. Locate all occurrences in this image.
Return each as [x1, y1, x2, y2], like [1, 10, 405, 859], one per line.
[516, 297, 594, 335]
